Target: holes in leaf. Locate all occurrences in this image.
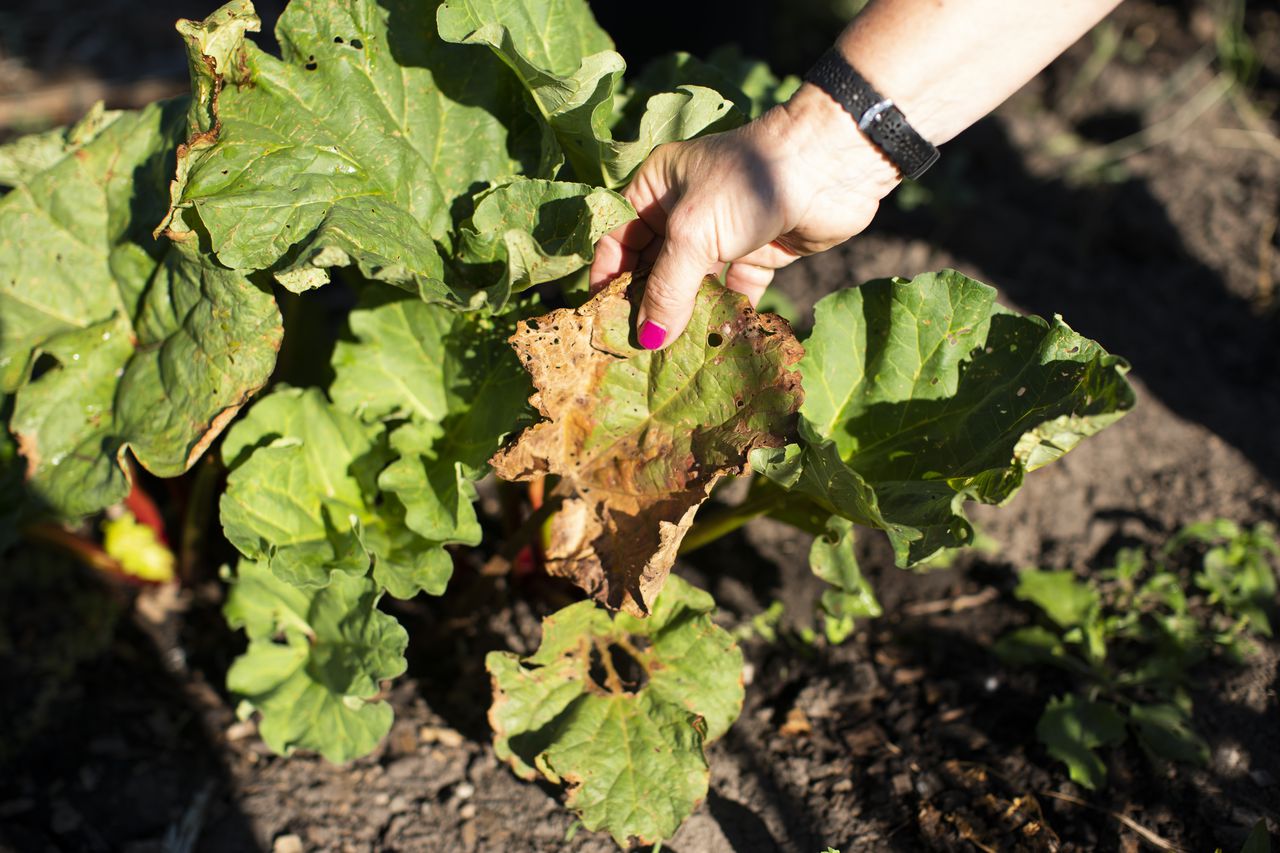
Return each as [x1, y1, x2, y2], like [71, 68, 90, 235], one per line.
[306, 61, 318, 70]
[588, 640, 648, 694]
[31, 352, 60, 381]
[333, 36, 344, 44]
[350, 38, 363, 49]
[707, 332, 724, 347]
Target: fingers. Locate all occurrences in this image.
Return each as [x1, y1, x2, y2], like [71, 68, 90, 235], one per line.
[724, 262, 775, 307]
[723, 241, 800, 307]
[637, 223, 719, 350]
[589, 218, 652, 292]
[734, 240, 800, 271]
[589, 160, 673, 292]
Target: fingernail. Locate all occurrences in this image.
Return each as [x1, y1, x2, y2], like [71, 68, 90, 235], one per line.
[638, 319, 666, 350]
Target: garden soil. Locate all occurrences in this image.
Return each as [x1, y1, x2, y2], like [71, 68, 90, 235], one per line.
[1, 1, 1278, 851]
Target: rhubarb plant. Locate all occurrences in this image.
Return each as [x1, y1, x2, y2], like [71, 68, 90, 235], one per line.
[0, 0, 1136, 845]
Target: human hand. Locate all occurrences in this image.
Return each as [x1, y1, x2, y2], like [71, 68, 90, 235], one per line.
[588, 83, 902, 349]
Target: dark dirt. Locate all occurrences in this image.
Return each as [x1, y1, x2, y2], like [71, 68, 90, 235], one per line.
[2, 1, 1279, 852]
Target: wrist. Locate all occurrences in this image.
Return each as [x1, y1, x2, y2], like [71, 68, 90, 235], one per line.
[771, 82, 901, 202]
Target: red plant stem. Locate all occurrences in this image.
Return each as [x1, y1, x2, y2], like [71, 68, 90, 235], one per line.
[124, 462, 168, 545]
[24, 522, 140, 586]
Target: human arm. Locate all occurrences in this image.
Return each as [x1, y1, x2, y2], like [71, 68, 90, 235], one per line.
[587, 0, 1123, 349]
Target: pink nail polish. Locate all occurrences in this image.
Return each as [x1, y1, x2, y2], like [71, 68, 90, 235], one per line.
[638, 319, 666, 350]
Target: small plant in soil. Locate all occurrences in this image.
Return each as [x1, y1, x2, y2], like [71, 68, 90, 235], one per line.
[0, 0, 1137, 845]
[996, 521, 1279, 790]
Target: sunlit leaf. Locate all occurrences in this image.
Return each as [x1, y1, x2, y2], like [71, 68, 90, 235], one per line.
[225, 559, 406, 762]
[487, 576, 743, 845]
[755, 270, 1135, 568]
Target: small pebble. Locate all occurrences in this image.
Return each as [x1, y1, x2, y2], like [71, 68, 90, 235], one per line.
[419, 726, 465, 748]
[273, 834, 304, 853]
[891, 774, 913, 797]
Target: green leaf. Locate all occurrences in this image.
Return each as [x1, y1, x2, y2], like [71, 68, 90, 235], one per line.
[160, 0, 542, 302]
[0, 100, 281, 518]
[624, 46, 799, 125]
[1241, 821, 1272, 853]
[994, 625, 1074, 668]
[1036, 694, 1126, 789]
[492, 275, 803, 615]
[488, 576, 743, 846]
[809, 517, 881, 644]
[225, 558, 407, 763]
[456, 178, 633, 294]
[330, 289, 456, 423]
[755, 270, 1135, 567]
[437, 0, 739, 187]
[1190, 523, 1279, 637]
[219, 387, 452, 598]
[1015, 570, 1099, 630]
[328, 287, 533, 580]
[0, 103, 125, 190]
[1128, 702, 1209, 766]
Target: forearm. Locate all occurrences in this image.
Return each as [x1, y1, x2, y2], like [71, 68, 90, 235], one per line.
[595, 0, 1125, 346]
[833, 0, 1124, 144]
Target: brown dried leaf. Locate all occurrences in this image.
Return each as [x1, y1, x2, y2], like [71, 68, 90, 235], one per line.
[492, 274, 803, 615]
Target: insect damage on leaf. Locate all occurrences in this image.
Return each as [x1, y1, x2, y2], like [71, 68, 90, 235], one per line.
[486, 575, 744, 846]
[492, 274, 803, 615]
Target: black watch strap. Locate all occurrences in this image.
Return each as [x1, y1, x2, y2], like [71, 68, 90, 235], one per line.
[803, 49, 939, 180]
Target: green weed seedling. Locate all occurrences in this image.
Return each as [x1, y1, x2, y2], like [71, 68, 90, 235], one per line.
[997, 522, 1278, 789]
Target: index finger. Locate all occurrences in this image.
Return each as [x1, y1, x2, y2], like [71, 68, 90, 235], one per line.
[589, 216, 654, 292]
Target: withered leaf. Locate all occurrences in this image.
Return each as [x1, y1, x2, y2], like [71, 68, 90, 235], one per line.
[492, 274, 803, 615]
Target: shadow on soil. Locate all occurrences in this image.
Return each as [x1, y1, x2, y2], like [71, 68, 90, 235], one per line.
[0, 542, 263, 852]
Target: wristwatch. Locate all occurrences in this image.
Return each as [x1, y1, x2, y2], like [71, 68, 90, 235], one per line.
[803, 48, 940, 181]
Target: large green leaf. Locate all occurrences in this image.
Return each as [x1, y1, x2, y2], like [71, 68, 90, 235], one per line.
[0, 103, 125, 191]
[622, 46, 800, 128]
[492, 275, 803, 615]
[225, 558, 407, 763]
[437, 0, 739, 187]
[329, 287, 533, 553]
[0, 99, 281, 518]
[755, 270, 1135, 567]
[159, 0, 544, 301]
[488, 575, 743, 846]
[455, 177, 633, 294]
[219, 387, 453, 598]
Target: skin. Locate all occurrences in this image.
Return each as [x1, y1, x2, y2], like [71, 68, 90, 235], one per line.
[588, 0, 1125, 349]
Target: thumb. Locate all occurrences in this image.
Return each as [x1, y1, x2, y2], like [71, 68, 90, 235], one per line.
[637, 224, 717, 351]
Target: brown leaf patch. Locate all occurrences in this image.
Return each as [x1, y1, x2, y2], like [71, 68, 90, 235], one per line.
[492, 274, 803, 615]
